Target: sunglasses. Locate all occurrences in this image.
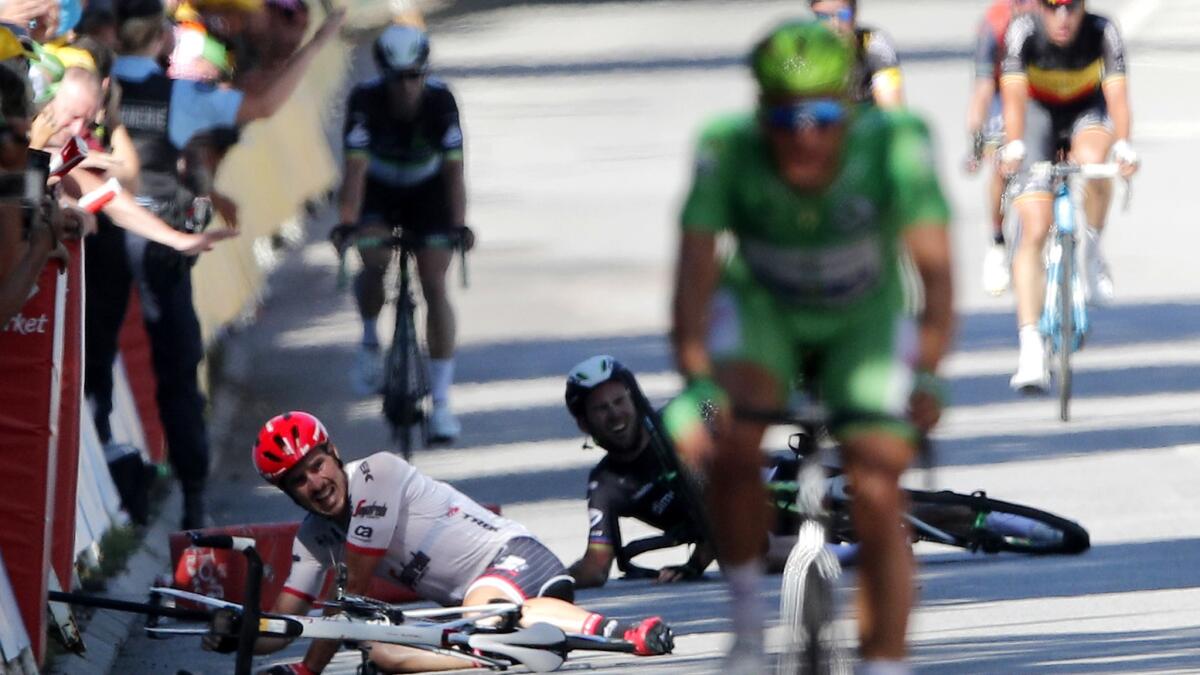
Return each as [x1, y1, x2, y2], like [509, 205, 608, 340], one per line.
[387, 69, 426, 82]
[1041, 0, 1082, 10]
[814, 8, 854, 23]
[763, 99, 847, 131]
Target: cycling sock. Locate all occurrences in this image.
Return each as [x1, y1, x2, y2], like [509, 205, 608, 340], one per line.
[857, 660, 911, 675]
[724, 560, 765, 648]
[361, 318, 379, 349]
[1018, 324, 1040, 351]
[582, 613, 628, 637]
[429, 358, 454, 405]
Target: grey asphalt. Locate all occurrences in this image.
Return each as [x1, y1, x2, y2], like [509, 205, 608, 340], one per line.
[110, 1, 1200, 673]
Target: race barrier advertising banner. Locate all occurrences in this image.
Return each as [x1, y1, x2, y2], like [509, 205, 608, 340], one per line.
[0, 259, 67, 664]
[52, 240, 84, 594]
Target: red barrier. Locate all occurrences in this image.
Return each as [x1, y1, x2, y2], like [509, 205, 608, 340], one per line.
[169, 505, 503, 610]
[118, 289, 165, 463]
[51, 240, 83, 590]
[0, 261, 65, 663]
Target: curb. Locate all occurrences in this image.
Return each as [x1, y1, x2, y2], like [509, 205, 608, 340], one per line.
[46, 491, 181, 675]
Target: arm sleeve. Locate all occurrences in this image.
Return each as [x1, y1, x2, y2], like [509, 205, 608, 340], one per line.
[886, 113, 951, 231]
[1000, 15, 1033, 85]
[168, 81, 243, 149]
[585, 470, 623, 548]
[1100, 17, 1128, 82]
[974, 21, 1000, 81]
[342, 88, 371, 158]
[437, 87, 464, 161]
[864, 29, 902, 78]
[679, 125, 732, 234]
[344, 453, 406, 557]
[280, 520, 331, 603]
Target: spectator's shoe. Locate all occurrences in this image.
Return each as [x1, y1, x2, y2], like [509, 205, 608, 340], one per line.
[624, 616, 674, 656]
[1084, 228, 1114, 306]
[351, 345, 383, 396]
[1009, 340, 1050, 394]
[428, 403, 461, 443]
[982, 242, 1011, 296]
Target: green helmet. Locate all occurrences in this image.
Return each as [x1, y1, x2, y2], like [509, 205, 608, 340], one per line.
[750, 20, 853, 97]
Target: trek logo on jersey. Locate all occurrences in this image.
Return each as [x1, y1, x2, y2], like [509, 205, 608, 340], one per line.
[448, 506, 499, 532]
[354, 500, 388, 518]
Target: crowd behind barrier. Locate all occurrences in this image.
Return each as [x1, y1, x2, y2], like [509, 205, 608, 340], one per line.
[0, 0, 358, 665]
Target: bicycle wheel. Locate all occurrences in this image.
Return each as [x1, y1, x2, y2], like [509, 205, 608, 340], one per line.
[1058, 233, 1074, 422]
[907, 490, 1089, 555]
[776, 520, 845, 675]
[382, 292, 426, 460]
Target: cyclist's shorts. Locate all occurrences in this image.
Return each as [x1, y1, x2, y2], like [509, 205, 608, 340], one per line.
[707, 280, 917, 441]
[463, 536, 576, 604]
[361, 174, 456, 240]
[1017, 96, 1112, 197]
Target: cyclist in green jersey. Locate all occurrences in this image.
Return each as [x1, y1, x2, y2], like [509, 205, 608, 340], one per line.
[669, 20, 954, 673]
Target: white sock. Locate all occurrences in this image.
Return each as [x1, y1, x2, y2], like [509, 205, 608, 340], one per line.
[429, 358, 454, 405]
[362, 317, 378, 349]
[1018, 324, 1040, 353]
[724, 560, 765, 649]
[856, 660, 911, 675]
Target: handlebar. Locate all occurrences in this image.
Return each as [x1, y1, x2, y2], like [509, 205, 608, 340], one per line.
[189, 533, 257, 553]
[1028, 161, 1122, 180]
[334, 225, 472, 289]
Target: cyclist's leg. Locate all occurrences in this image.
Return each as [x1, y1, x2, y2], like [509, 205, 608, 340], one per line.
[822, 311, 917, 661]
[1011, 101, 1057, 329]
[353, 217, 393, 345]
[706, 284, 793, 656]
[1069, 103, 1116, 232]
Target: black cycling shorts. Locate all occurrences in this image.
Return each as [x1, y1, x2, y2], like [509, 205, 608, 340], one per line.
[463, 536, 576, 603]
[1018, 96, 1112, 196]
[361, 174, 455, 239]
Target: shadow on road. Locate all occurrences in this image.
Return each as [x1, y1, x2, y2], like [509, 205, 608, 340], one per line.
[935, 421, 1200, 468]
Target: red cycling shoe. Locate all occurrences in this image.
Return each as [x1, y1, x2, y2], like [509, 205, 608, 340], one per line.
[624, 616, 675, 656]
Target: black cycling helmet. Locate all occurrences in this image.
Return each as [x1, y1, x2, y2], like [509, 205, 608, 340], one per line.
[565, 355, 642, 422]
[373, 24, 430, 75]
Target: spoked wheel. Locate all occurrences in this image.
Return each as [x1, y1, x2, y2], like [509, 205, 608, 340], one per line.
[1057, 234, 1074, 422]
[382, 294, 429, 460]
[908, 490, 1090, 555]
[776, 521, 845, 675]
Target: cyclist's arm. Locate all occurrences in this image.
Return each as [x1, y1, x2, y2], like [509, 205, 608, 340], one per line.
[569, 476, 623, 588]
[337, 155, 368, 225]
[443, 158, 465, 228]
[106, 124, 141, 194]
[568, 544, 614, 589]
[298, 547, 380, 673]
[672, 231, 720, 379]
[905, 225, 954, 372]
[999, 17, 1033, 145]
[1099, 19, 1131, 142]
[865, 30, 904, 109]
[252, 591, 311, 655]
[967, 24, 998, 135]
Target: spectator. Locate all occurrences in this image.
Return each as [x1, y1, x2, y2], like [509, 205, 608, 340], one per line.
[81, 0, 343, 529]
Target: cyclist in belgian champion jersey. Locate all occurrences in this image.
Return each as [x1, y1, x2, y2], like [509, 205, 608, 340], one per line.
[998, 0, 1139, 392]
[204, 412, 673, 674]
[809, 0, 904, 108]
[671, 20, 953, 674]
[333, 25, 472, 441]
[966, 0, 1037, 296]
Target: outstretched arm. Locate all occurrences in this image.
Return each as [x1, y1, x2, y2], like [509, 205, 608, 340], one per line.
[236, 10, 347, 126]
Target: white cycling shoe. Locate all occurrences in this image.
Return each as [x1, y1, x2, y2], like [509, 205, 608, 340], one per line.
[982, 242, 1011, 296]
[428, 403, 461, 443]
[1084, 228, 1114, 305]
[1009, 338, 1050, 393]
[351, 346, 383, 396]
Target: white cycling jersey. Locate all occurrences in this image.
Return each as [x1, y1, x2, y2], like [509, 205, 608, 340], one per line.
[282, 451, 530, 606]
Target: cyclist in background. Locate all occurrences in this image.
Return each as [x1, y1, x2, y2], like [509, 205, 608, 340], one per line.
[998, 0, 1139, 392]
[966, 0, 1036, 296]
[809, 0, 904, 108]
[332, 25, 472, 441]
[671, 20, 953, 674]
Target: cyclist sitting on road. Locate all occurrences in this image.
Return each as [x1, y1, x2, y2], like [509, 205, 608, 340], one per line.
[966, 0, 1037, 296]
[670, 19, 954, 674]
[332, 24, 473, 442]
[809, 0, 904, 108]
[206, 411, 673, 674]
[998, 0, 1139, 392]
[562, 355, 855, 590]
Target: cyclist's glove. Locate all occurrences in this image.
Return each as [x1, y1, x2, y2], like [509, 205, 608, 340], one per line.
[662, 375, 729, 442]
[660, 563, 704, 581]
[1111, 139, 1139, 167]
[329, 222, 357, 254]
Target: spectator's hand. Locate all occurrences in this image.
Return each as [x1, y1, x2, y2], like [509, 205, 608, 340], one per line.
[30, 108, 68, 151]
[78, 152, 124, 173]
[211, 192, 239, 230]
[55, 205, 93, 240]
[176, 228, 238, 256]
[0, 0, 53, 25]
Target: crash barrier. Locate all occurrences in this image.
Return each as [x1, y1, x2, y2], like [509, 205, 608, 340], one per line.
[169, 505, 504, 610]
[0, 551, 35, 674]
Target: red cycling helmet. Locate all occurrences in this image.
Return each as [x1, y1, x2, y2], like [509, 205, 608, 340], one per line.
[254, 411, 330, 483]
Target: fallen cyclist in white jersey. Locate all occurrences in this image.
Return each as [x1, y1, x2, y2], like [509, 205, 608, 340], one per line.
[202, 411, 673, 674]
